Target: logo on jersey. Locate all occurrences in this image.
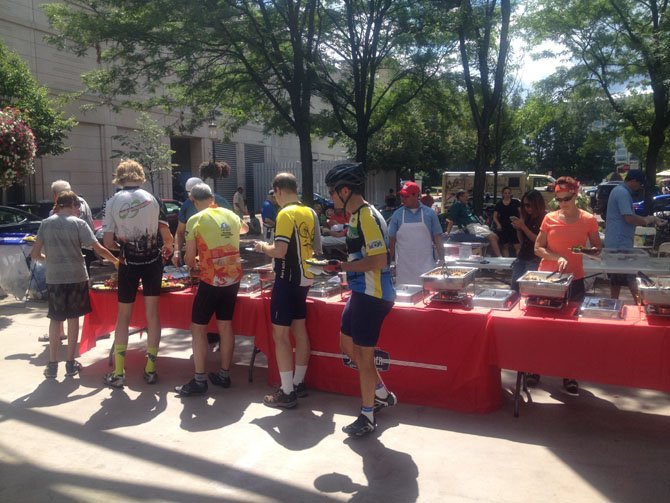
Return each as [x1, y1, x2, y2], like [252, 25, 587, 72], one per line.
[220, 222, 232, 237]
[118, 198, 152, 219]
[368, 239, 383, 250]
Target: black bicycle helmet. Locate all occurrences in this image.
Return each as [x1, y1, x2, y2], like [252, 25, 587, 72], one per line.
[324, 163, 366, 190]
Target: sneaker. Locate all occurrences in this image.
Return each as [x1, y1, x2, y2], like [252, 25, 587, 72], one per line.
[342, 414, 376, 437]
[526, 374, 541, 387]
[208, 372, 231, 388]
[44, 362, 58, 379]
[263, 388, 297, 409]
[294, 382, 308, 398]
[563, 378, 579, 395]
[65, 360, 82, 377]
[143, 370, 158, 384]
[373, 391, 397, 413]
[175, 378, 208, 396]
[103, 373, 125, 388]
[38, 334, 67, 342]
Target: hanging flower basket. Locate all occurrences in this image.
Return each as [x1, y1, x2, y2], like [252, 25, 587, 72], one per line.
[0, 107, 37, 188]
[199, 161, 231, 180]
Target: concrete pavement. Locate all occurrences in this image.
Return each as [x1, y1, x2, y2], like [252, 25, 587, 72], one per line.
[1, 294, 670, 502]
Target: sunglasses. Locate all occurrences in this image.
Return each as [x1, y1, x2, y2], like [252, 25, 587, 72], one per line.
[554, 194, 574, 203]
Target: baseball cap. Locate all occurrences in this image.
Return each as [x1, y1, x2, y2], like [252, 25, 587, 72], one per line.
[185, 177, 204, 192]
[625, 170, 645, 183]
[398, 181, 420, 197]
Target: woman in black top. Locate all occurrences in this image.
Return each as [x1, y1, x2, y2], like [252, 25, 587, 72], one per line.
[510, 189, 547, 292]
[493, 187, 521, 256]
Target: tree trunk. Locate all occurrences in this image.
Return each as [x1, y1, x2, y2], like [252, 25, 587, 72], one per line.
[297, 125, 314, 207]
[473, 129, 489, 215]
[644, 121, 665, 216]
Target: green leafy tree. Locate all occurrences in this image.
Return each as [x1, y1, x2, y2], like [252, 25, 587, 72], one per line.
[111, 113, 175, 197]
[0, 40, 75, 158]
[315, 0, 454, 170]
[454, 0, 512, 214]
[44, 0, 321, 204]
[527, 0, 670, 213]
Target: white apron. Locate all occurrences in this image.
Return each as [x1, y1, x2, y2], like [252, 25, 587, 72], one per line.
[395, 207, 435, 285]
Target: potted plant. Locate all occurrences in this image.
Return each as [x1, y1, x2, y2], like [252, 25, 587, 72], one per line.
[0, 107, 37, 188]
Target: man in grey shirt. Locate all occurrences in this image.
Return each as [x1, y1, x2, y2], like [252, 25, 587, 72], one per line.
[31, 190, 118, 379]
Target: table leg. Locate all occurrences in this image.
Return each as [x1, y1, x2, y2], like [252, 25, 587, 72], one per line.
[248, 345, 261, 382]
[514, 371, 524, 417]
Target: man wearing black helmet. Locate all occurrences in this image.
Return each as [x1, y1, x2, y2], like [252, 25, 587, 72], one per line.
[324, 163, 397, 437]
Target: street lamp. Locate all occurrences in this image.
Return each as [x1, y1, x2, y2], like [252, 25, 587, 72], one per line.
[208, 120, 218, 163]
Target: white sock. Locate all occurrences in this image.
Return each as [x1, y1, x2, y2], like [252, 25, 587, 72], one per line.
[375, 382, 389, 399]
[280, 371, 294, 395]
[293, 365, 308, 386]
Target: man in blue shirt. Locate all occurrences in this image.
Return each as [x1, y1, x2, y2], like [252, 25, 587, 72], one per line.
[172, 176, 232, 266]
[605, 170, 664, 298]
[388, 181, 444, 285]
[447, 190, 502, 257]
[261, 189, 278, 242]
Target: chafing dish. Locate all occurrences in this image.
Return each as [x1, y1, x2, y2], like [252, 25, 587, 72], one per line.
[420, 266, 477, 292]
[238, 273, 261, 294]
[517, 271, 573, 299]
[472, 289, 518, 310]
[637, 276, 670, 305]
[307, 283, 341, 298]
[253, 264, 275, 282]
[579, 296, 624, 319]
[395, 284, 423, 304]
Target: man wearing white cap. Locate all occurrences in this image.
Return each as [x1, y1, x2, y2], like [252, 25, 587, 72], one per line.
[172, 176, 231, 266]
[388, 181, 444, 285]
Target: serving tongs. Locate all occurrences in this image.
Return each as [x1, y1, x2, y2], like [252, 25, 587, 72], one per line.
[441, 261, 450, 277]
[637, 271, 655, 287]
[546, 270, 570, 284]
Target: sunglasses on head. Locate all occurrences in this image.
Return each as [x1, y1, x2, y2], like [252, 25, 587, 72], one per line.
[554, 194, 574, 203]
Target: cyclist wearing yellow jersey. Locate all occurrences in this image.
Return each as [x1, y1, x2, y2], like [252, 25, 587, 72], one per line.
[175, 183, 249, 396]
[324, 163, 396, 437]
[254, 172, 321, 408]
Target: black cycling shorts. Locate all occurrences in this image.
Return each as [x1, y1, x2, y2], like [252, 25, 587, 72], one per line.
[341, 291, 393, 347]
[47, 281, 91, 321]
[192, 281, 240, 325]
[117, 259, 163, 303]
[270, 278, 310, 327]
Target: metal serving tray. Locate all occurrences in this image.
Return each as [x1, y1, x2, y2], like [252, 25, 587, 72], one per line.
[253, 264, 275, 282]
[395, 284, 424, 304]
[238, 274, 261, 294]
[517, 271, 573, 299]
[307, 283, 341, 298]
[637, 276, 670, 305]
[472, 289, 518, 310]
[420, 266, 477, 292]
[579, 296, 624, 319]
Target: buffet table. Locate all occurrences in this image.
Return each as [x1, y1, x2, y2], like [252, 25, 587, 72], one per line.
[488, 302, 670, 415]
[81, 289, 502, 413]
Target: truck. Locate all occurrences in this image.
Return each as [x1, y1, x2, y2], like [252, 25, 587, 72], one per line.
[441, 171, 556, 212]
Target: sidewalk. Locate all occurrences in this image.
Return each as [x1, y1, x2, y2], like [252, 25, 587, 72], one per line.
[1, 294, 669, 502]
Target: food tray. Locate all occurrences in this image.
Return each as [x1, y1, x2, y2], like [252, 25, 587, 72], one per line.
[239, 274, 261, 293]
[253, 264, 275, 282]
[307, 284, 341, 298]
[517, 271, 573, 299]
[579, 297, 624, 319]
[637, 276, 670, 305]
[395, 284, 423, 304]
[90, 282, 116, 291]
[420, 266, 477, 292]
[472, 289, 518, 310]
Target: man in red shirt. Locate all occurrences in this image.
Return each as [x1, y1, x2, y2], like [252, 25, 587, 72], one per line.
[420, 188, 434, 208]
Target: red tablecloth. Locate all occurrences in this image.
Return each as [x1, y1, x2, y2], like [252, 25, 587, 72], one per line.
[81, 289, 502, 413]
[488, 303, 670, 392]
[81, 288, 273, 357]
[302, 297, 501, 413]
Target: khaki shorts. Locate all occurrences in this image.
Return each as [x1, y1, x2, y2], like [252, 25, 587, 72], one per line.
[466, 223, 494, 239]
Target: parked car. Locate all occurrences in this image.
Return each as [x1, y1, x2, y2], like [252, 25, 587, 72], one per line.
[633, 194, 670, 215]
[0, 205, 42, 234]
[93, 198, 182, 242]
[595, 181, 625, 219]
